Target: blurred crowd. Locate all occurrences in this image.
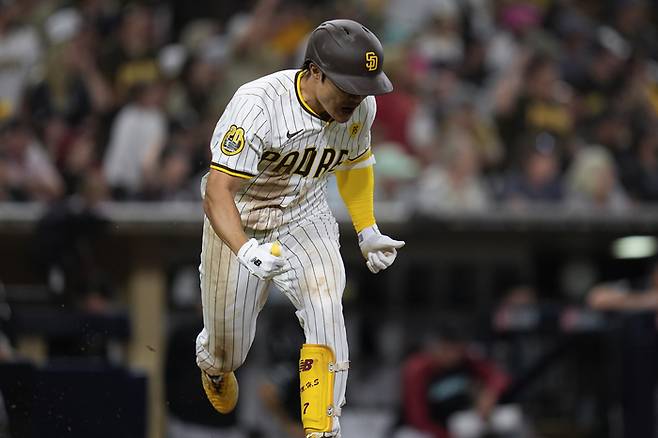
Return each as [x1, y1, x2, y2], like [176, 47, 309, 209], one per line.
[0, 0, 657, 214]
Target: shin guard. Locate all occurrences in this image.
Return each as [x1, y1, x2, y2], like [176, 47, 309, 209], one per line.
[299, 344, 348, 436]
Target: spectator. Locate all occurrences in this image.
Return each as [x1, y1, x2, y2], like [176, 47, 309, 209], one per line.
[145, 121, 207, 201]
[441, 90, 504, 173]
[554, 6, 592, 87]
[588, 258, 658, 313]
[411, 0, 464, 70]
[0, 119, 64, 202]
[458, 34, 494, 90]
[33, 171, 110, 303]
[566, 145, 630, 212]
[151, 147, 195, 201]
[0, 1, 42, 121]
[407, 67, 467, 166]
[494, 53, 573, 167]
[99, 3, 161, 106]
[102, 81, 167, 199]
[611, 1, 657, 52]
[57, 119, 104, 197]
[170, 52, 220, 122]
[370, 142, 420, 203]
[415, 137, 490, 214]
[502, 132, 564, 207]
[28, 9, 113, 125]
[619, 128, 658, 202]
[569, 27, 629, 127]
[372, 48, 419, 156]
[587, 258, 658, 438]
[400, 321, 523, 438]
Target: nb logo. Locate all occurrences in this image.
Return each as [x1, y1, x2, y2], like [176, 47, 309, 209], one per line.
[250, 257, 262, 267]
[365, 51, 378, 71]
[299, 359, 314, 372]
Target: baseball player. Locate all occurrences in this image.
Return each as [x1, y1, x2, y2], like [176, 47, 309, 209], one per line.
[196, 19, 405, 437]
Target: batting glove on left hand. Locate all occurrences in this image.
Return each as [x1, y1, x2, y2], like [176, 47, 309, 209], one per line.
[358, 225, 405, 274]
[237, 238, 287, 280]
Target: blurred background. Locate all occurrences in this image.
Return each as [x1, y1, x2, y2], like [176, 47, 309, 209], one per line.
[1, 0, 658, 437]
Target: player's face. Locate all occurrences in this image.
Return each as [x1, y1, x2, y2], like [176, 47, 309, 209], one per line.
[316, 76, 365, 123]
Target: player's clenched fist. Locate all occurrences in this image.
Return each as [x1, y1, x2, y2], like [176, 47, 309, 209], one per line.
[358, 225, 405, 274]
[237, 238, 287, 279]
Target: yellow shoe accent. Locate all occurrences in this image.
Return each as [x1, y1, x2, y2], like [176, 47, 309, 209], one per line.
[201, 371, 239, 414]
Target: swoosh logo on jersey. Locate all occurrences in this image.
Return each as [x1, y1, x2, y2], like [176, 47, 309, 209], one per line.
[286, 129, 303, 139]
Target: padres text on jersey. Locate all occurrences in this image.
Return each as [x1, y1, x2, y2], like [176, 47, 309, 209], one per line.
[207, 69, 376, 231]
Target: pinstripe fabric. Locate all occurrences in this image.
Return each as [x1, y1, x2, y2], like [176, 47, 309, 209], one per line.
[207, 69, 376, 230]
[197, 69, 376, 436]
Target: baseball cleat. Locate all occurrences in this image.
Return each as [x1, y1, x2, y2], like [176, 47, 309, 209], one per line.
[201, 371, 239, 414]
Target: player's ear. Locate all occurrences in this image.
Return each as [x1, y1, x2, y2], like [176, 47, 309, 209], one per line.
[309, 63, 323, 81]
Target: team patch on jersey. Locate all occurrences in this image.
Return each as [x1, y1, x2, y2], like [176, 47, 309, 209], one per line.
[220, 124, 246, 156]
[348, 122, 362, 138]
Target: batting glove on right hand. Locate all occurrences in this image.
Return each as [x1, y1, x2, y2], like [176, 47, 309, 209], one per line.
[358, 225, 405, 274]
[237, 238, 287, 280]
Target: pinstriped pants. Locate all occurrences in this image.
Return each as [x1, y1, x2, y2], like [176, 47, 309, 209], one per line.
[196, 214, 348, 435]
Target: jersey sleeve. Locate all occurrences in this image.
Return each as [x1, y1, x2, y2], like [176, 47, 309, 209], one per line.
[340, 96, 377, 171]
[209, 93, 270, 179]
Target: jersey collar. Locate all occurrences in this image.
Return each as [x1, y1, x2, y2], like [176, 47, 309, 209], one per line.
[295, 70, 332, 122]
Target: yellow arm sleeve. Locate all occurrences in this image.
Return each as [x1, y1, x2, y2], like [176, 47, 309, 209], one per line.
[336, 164, 376, 233]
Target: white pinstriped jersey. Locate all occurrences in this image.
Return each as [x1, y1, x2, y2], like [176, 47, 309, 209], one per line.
[206, 69, 376, 231]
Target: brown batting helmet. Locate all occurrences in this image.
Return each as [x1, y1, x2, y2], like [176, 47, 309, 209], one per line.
[304, 19, 393, 96]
